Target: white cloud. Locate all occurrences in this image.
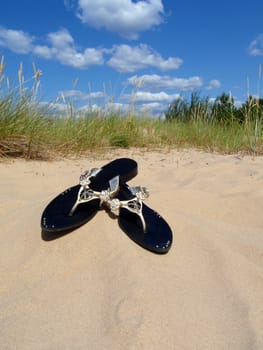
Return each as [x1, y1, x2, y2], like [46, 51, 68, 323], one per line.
[60, 89, 84, 99]
[210, 79, 221, 88]
[79, 103, 101, 113]
[76, 0, 164, 39]
[52, 103, 69, 113]
[35, 29, 104, 68]
[64, 0, 78, 11]
[0, 26, 104, 69]
[128, 74, 203, 91]
[124, 91, 180, 103]
[140, 102, 163, 113]
[0, 25, 183, 74]
[108, 44, 182, 72]
[60, 89, 104, 100]
[1, 26, 182, 73]
[0, 27, 33, 54]
[206, 79, 221, 90]
[56, 47, 104, 68]
[80, 101, 131, 115]
[105, 102, 130, 113]
[48, 29, 74, 48]
[42, 101, 69, 113]
[120, 90, 182, 115]
[33, 45, 53, 59]
[249, 34, 263, 56]
[61, 89, 178, 115]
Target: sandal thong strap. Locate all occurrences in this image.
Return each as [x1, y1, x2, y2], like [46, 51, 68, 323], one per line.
[69, 169, 120, 216]
[108, 186, 149, 232]
[79, 168, 101, 186]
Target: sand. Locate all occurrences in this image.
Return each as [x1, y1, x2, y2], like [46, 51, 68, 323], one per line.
[0, 149, 263, 350]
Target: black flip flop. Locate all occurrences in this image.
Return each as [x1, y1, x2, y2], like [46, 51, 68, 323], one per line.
[108, 184, 173, 254]
[41, 158, 137, 234]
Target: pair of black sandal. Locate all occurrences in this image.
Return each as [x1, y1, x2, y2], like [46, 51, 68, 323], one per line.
[41, 158, 173, 254]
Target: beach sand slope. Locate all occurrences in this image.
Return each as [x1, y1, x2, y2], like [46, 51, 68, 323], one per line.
[0, 150, 263, 350]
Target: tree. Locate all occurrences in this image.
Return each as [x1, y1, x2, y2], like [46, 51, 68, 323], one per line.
[211, 93, 236, 123]
[165, 92, 210, 122]
[237, 96, 263, 123]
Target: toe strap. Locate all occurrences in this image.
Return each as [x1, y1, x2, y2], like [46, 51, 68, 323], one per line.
[69, 170, 120, 216]
[79, 168, 101, 186]
[108, 186, 149, 232]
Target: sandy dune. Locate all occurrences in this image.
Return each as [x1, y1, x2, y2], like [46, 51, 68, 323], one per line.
[0, 149, 263, 350]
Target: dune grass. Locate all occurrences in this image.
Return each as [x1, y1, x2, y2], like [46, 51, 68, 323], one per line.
[1, 102, 261, 159]
[0, 60, 262, 159]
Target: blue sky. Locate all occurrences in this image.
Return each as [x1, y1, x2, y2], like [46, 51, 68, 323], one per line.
[0, 0, 263, 116]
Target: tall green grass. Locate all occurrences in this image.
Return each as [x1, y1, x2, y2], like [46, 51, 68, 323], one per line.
[0, 59, 262, 159]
